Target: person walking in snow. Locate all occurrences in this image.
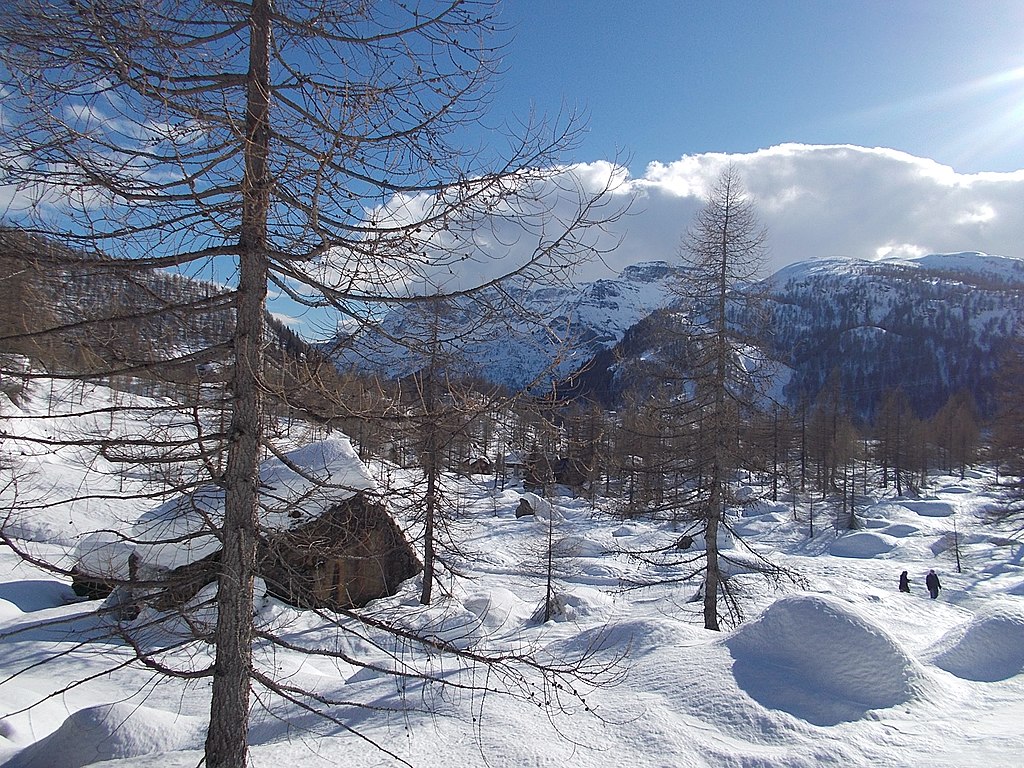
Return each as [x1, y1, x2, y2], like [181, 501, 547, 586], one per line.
[925, 569, 941, 599]
[899, 570, 911, 593]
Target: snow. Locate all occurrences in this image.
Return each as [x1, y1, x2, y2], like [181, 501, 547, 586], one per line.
[927, 604, 1024, 682]
[517, 490, 556, 520]
[124, 436, 376, 573]
[73, 533, 135, 581]
[898, 498, 956, 517]
[768, 251, 1024, 290]
[334, 260, 680, 389]
[724, 593, 926, 725]
[909, 252, 1024, 285]
[829, 530, 898, 558]
[2, 702, 206, 768]
[3, 378, 1024, 767]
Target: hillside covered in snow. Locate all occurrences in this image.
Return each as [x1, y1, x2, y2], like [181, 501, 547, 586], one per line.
[2, 377, 1024, 767]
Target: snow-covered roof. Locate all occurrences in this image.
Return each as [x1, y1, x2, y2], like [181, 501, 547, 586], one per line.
[118, 437, 376, 572]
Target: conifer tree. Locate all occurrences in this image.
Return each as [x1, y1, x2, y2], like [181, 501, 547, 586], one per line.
[628, 166, 790, 631]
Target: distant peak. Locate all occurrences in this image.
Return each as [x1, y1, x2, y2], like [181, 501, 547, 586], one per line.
[617, 261, 675, 282]
[769, 251, 1024, 286]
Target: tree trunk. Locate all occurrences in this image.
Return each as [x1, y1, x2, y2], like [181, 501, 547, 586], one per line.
[206, 1, 271, 765]
[703, 470, 721, 631]
[544, 507, 555, 622]
[420, 465, 436, 605]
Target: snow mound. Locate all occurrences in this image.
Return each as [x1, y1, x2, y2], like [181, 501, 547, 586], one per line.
[1005, 581, 1024, 596]
[0, 598, 20, 621]
[518, 492, 561, 521]
[73, 531, 135, 581]
[4, 702, 205, 768]
[879, 523, 920, 538]
[538, 586, 613, 623]
[553, 617, 697, 659]
[928, 606, 1024, 681]
[859, 500, 905, 522]
[0, 579, 74, 613]
[899, 500, 955, 517]
[463, 587, 533, 631]
[561, 534, 606, 558]
[725, 594, 923, 725]
[829, 531, 896, 558]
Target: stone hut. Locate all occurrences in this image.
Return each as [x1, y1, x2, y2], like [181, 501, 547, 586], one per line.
[72, 437, 420, 612]
[259, 492, 420, 610]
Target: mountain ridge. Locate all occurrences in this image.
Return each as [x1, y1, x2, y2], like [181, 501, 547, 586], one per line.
[331, 251, 1024, 418]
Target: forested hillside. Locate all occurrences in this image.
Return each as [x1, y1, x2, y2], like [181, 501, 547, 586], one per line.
[555, 252, 1024, 419]
[765, 253, 1024, 418]
[0, 229, 314, 376]
[0, 229, 352, 423]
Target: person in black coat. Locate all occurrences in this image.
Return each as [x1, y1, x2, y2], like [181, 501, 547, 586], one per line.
[899, 571, 911, 593]
[925, 569, 941, 599]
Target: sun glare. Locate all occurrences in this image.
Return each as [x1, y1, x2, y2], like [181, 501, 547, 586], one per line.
[833, 59, 1024, 172]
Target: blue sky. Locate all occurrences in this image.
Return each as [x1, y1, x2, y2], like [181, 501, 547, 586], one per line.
[269, 2, 1024, 333]
[7, 0, 1017, 331]
[495, 1, 1024, 175]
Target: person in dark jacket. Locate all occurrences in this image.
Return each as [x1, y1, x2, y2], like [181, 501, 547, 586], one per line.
[925, 569, 941, 599]
[899, 571, 911, 593]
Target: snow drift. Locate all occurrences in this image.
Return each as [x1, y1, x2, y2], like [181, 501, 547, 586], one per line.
[828, 531, 896, 558]
[928, 605, 1024, 682]
[3, 702, 205, 768]
[724, 594, 925, 725]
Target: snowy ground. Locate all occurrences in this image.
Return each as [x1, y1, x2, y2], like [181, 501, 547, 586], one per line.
[2, 381, 1024, 767]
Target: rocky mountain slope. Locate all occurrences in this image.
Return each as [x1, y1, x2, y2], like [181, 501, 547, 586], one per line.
[764, 252, 1024, 417]
[329, 261, 681, 391]
[332, 251, 1024, 418]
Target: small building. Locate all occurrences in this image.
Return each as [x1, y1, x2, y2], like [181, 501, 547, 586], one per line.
[461, 456, 493, 475]
[73, 437, 420, 611]
[259, 492, 420, 610]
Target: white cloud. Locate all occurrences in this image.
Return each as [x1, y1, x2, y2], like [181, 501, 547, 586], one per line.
[955, 203, 996, 225]
[587, 144, 1024, 279]
[339, 144, 1024, 297]
[874, 243, 928, 260]
[311, 161, 632, 298]
[269, 311, 302, 328]
[256, 145, 1024, 335]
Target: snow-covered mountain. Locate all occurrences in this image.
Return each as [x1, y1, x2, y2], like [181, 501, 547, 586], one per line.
[764, 252, 1024, 417]
[330, 261, 681, 390]
[334, 251, 1024, 418]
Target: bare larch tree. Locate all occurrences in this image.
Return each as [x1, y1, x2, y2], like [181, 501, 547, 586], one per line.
[622, 165, 781, 631]
[677, 166, 770, 630]
[0, 2, 618, 765]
